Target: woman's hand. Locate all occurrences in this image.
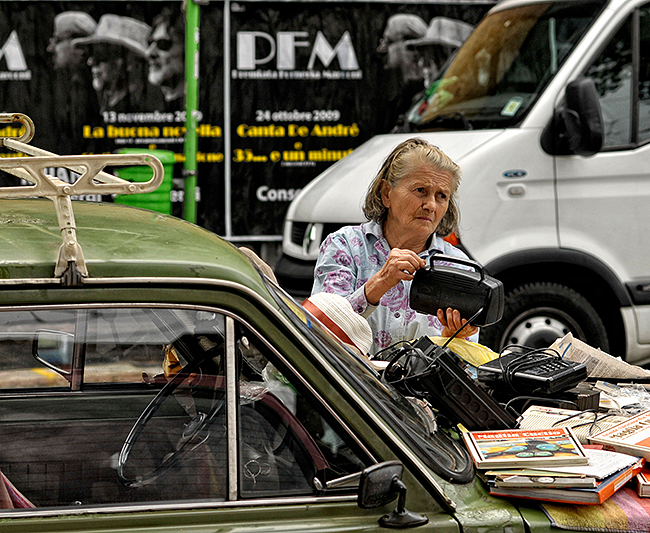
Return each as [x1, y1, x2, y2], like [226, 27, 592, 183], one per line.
[438, 308, 479, 338]
[364, 248, 425, 305]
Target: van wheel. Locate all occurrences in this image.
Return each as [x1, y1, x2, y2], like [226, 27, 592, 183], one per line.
[480, 282, 609, 353]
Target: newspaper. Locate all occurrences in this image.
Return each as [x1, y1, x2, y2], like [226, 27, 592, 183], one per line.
[518, 405, 629, 444]
[550, 333, 650, 380]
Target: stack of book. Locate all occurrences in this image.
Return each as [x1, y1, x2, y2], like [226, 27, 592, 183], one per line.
[463, 427, 644, 504]
[586, 408, 650, 499]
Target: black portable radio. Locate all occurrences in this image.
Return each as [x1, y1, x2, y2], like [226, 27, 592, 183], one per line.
[409, 253, 504, 327]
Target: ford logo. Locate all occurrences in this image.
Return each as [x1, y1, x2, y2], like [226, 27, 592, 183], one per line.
[503, 170, 527, 178]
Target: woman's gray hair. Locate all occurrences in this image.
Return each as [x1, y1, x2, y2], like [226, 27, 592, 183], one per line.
[362, 137, 461, 236]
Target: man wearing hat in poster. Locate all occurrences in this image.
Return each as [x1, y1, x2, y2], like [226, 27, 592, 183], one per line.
[74, 14, 152, 114]
[48, 11, 99, 153]
[48, 11, 97, 70]
[376, 14, 428, 132]
[145, 6, 185, 111]
[406, 17, 474, 89]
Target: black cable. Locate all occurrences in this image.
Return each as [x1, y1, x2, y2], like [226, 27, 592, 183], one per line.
[381, 305, 484, 384]
[494, 345, 564, 393]
[380, 341, 415, 383]
[505, 395, 579, 414]
[441, 306, 484, 349]
[552, 409, 620, 436]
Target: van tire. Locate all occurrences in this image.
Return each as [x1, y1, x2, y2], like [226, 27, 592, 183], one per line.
[480, 281, 609, 353]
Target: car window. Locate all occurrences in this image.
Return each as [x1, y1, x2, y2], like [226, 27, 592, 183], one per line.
[406, 0, 605, 130]
[0, 306, 368, 511]
[0, 310, 75, 390]
[234, 321, 369, 497]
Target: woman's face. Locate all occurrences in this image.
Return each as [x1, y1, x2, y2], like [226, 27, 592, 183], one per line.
[381, 164, 453, 245]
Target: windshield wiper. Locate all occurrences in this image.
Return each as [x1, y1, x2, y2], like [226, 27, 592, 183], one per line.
[415, 112, 473, 132]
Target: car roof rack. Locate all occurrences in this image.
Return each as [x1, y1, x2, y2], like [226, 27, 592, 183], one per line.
[0, 113, 165, 286]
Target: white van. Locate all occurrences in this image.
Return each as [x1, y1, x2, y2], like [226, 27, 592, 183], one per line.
[276, 0, 650, 363]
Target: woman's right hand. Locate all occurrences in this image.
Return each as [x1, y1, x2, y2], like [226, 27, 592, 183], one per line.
[364, 248, 425, 305]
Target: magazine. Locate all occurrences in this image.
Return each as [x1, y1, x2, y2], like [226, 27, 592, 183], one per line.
[493, 474, 597, 489]
[463, 427, 588, 469]
[517, 405, 629, 444]
[589, 409, 650, 460]
[637, 469, 650, 497]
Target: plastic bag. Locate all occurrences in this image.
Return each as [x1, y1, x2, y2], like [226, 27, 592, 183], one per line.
[428, 336, 499, 368]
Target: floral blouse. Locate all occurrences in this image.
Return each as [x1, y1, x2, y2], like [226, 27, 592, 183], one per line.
[312, 220, 479, 355]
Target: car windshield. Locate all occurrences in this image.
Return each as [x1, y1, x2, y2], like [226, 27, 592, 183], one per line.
[404, 0, 606, 131]
[265, 281, 474, 483]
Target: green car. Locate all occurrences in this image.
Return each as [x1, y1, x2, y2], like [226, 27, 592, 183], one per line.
[0, 116, 555, 532]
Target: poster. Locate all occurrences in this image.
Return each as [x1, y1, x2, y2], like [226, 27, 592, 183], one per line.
[0, 0, 492, 241]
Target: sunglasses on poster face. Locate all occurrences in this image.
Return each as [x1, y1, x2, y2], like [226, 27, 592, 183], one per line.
[148, 37, 174, 52]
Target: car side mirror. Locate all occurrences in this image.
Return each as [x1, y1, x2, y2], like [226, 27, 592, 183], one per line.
[32, 330, 73, 380]
[358, 461, 428, 528]
[541, 77, 604, 156]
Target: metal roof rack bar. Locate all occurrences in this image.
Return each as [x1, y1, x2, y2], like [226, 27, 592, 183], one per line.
[0, 113, 35, 143]
[0, 113, 166, 285]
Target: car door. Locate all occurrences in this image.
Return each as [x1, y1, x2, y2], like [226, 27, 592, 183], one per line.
[0, 302, 457, 533]
[555, 2, 650, 343]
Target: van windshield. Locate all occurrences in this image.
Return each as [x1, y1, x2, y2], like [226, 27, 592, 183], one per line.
[405, 0, 607, 131]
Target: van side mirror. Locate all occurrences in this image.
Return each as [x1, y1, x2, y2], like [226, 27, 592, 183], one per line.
[541, 77, 603, 156]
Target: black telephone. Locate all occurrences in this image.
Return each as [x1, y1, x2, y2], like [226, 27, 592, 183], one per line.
[477, 351, 588, 394]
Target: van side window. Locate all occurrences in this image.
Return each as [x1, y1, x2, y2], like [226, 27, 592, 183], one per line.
[585, 5, 650, 148]
[586, 15, 632, 148]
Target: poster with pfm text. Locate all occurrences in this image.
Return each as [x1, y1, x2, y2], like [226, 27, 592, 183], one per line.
[0, 0, 491, 240]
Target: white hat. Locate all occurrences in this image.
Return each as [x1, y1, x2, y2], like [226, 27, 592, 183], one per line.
[384, 14, 428, 42]
[54, 12, 97, 38]
[406, 17, 473, 49]
[302, 292, 372, 357]
[73, 14, 150, 57]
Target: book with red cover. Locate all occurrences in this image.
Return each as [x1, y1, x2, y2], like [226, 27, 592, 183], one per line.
[488, 456, 645, 505]
[463, 427, 588, 469]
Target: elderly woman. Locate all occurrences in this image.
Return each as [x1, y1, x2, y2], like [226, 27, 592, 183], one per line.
[312, 138, 479, 354]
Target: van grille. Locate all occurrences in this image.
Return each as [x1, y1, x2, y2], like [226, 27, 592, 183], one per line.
[291, 222, 308, 246]
[289, 222, 348, 249]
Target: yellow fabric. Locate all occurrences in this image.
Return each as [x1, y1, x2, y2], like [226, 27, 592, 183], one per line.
[428, 337, 499, 367]
[162, 344, 182, 378]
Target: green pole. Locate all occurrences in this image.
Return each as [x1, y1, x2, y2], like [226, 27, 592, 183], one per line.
[183, 0, 200, 223]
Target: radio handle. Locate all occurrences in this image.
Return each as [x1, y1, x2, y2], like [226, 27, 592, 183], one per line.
[428, 252, 485, 281]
